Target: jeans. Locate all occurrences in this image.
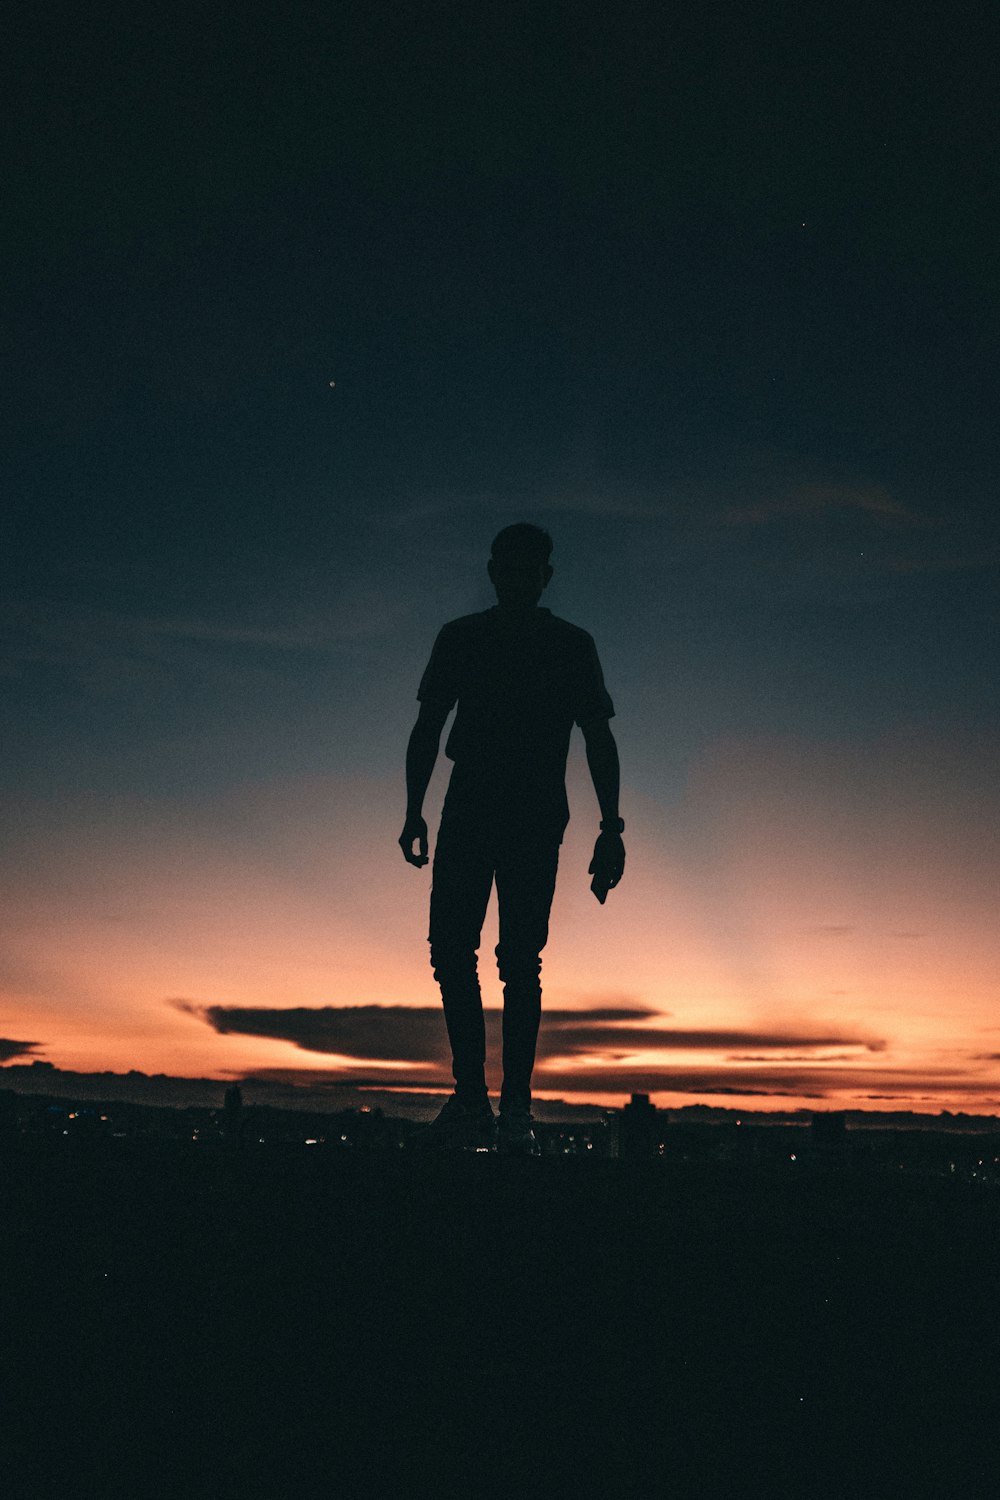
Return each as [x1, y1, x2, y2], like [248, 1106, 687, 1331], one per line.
[428, 809, 562, 1107]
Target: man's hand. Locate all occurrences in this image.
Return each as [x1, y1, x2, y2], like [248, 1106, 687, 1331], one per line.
[399, 814, 429, 867]
[589, 830, 625, 904]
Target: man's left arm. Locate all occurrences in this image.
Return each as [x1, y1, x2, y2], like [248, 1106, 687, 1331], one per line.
[580, 716, 625, 903]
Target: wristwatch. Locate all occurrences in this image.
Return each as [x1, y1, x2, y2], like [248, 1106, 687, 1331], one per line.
[600, 817, 625, 834]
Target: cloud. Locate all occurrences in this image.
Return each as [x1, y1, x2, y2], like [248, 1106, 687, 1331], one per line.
[0, 585, 406, 692]
[887, 552, 1000, 575]
[4, 1053, 990, 1114]
[537, 491, 669, 519]
[725, 1052, 880, 1064]
[177, 1000, 887, 1066]
[539, 1026, 887, 1057]
[179, 1002, 455, 1063]
[177, 1000, 662, 1065]
[230, 1061, 977, 1104]
[528, 1063, 971, 1099]
[0, 1037, 44, 1063]
[240, 1071, 446, 1091]
[557, 1006, 663, 1022]
[722, 482, 921, 528]
[379, 488, 671, 526]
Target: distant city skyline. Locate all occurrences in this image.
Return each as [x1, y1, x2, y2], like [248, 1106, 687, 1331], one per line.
[4, 1049, 1000, 1126]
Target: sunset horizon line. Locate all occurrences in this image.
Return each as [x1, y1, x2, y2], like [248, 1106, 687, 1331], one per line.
[3, 1057, 998, 1126]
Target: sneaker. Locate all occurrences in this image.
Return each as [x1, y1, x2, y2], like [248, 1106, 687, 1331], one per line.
[407, 1093, 497, 1153]
[497, 1104, 541, 1158]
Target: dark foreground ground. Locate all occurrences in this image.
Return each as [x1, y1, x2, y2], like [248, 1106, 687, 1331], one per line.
[2, 1140, 999, 1500]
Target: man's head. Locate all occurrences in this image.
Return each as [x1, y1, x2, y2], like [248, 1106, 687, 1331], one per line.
[488, 523, 554, 611]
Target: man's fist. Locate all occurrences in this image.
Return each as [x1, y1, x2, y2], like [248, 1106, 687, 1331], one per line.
[589, 830, 625, 904]
[399, 814, 429, 867]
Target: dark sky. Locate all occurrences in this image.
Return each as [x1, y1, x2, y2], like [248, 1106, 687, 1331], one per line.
[3, 0, 999, 1108]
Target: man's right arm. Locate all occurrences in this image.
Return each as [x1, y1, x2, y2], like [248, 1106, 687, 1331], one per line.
[399, 700, 451, 867]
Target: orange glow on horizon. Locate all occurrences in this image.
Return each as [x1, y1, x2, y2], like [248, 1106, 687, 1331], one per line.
[3, 732, 999, 1117]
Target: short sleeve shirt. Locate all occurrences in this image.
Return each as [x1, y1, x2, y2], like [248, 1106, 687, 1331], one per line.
[417, 606, 615, 835]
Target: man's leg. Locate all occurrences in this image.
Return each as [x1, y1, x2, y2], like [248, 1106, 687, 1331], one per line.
[428, 814, 496, 1103]
[493, 833, 561, 1110]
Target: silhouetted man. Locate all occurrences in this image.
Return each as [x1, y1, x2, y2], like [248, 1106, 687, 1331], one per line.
[399, 523, 625, 1156]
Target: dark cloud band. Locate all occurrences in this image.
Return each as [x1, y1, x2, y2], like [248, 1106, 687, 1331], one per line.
[176, 1000, 886, 1066]
[0, 1037, 44, 1063]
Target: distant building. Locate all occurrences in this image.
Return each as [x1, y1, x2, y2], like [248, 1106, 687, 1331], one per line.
[0, 1089, 17, 1143]
[67, 1106, 105, 1138]
[621, 1093, 661, 1160]
[603, 1109, 622, 1159]
[536, 1119, 617, 1158]
[811, 1111, 848, 1164]
[223, 1084, 244, 1146]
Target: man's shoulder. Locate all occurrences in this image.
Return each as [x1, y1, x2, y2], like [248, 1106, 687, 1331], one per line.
[545, 612, 596, 646]
[435, 610, 493, 643]
[539, 613, 601, 665]
[436, 608, 596, 653]
[441, 609, 493, 629]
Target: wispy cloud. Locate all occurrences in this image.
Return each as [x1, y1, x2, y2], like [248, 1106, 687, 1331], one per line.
[540, 1026, 887, 1057]
[722, 482, 922, 528]
[177, 1000, 887, 1066]
[0, 1037, 45, 1063]
[230, 1060, 977, 1104]
[169, 1000, 968, 1104]
[4, 1055, 990, 1111]
[886, 552, 1000, 575]
[378, 488, 671, 527]
[537, 491, 670, 519]
[0, 586, 408, 687]
[725, 1052, 884, 1063]
[379, 472, 939, 554]
[176, 1000, 455, 1063]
